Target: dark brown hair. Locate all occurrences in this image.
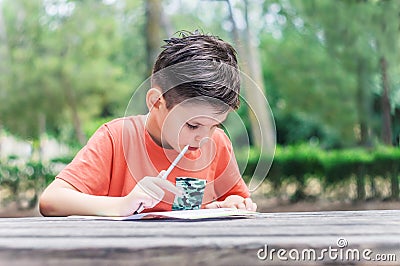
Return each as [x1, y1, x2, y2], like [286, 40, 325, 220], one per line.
[151, 31, 240, 112]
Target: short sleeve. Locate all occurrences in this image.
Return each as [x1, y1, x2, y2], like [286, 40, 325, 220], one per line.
[56, 125, 114, 196]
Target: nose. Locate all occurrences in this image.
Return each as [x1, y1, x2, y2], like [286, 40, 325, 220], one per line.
[194, 133, 204, 143]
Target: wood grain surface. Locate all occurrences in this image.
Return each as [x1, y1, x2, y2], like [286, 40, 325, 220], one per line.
[0, 210, 399, 265]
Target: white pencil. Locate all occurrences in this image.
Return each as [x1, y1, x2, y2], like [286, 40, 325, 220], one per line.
[134, 145, 190, 214]
[161, 144, 189, 180]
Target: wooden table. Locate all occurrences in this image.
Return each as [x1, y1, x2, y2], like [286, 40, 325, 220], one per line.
[0, 210, 399, 266]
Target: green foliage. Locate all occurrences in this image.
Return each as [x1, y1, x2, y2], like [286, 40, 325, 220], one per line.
[260, 7, 358, 147]
[274, 112, 340, 148]
[0, 158, 55, 208]
[0, 0, 135, 142]
[277, 144, 324, 178]
[50, 156, 75, 165]
[239, 144, 400, 201]
[83, 116, 114, 139]
[1, 0, 399, 148]
[372, 148, 400, 175]
[260, 0, 400, 147]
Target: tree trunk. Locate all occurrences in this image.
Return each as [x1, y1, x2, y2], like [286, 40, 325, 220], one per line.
[0, 1, 8, 73]
[380, 56, 392, 146]
[36, 112, 46, 161]
[225, 0, 275, 150]
[390, 172, 399, 200]
[356, 171, 366, 201]
[62, 74, 86, 146]
[145, 0, 163, 76]
[356, 58, 371, 147]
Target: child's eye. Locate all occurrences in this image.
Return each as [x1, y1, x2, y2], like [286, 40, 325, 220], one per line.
[186, 123, 198, 130]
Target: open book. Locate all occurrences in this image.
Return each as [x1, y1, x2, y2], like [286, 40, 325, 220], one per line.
[69, 208, 258, 220]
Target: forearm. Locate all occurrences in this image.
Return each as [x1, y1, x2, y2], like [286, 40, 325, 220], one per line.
[40, 175, 182, 217]
[39, 180, 128, 217]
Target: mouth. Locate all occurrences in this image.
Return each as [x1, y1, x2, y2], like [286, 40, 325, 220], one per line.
[188, 146, 199, 151]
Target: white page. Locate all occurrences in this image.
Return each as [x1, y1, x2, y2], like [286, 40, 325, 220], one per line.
[69, 208, 258, 220]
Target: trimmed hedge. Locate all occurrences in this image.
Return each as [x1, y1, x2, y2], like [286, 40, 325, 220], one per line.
[1, 145, 400, 208]
[238, 145, 400, 201]
[0, 158, 54, 208]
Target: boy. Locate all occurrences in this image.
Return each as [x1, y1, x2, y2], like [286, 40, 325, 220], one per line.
[39, 31, 257, 217]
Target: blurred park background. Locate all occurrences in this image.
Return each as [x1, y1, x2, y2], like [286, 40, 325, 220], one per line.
[0, 0, 400, 217]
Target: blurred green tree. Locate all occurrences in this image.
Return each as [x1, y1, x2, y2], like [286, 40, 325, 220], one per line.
[0, 0, 62, 141]
[370, 0, 400, 146]
[293, 0, 393, 147]
[0, 0, 127, 145]
[259, 0, 400, 147]
[258, 1, 357, 148]
[1, 0, 399, 150]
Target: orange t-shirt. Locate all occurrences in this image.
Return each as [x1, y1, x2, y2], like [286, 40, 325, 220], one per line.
[57, 115, 250, 212]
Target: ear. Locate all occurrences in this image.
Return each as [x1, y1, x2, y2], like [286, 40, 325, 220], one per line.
[146, 88, 163, 111]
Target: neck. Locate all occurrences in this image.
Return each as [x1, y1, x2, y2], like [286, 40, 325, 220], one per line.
[145, 112, 172, 149]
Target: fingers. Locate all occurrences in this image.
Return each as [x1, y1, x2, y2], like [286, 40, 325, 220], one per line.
[141, 180, 166, 203]
[128, 174, 185, 214]
[243, 198, 258, 211]
[206, 198, 257, 211]
[205, 201, 220, 209]
[226, 203, 237, 209]
[151, 177, 183, 196]
[238, 202, 246, 210]
[135, 176, 183, 208]
[214, 197, 257, 211]
[205, 201, 237, 209]
[244, 198, 253, 210]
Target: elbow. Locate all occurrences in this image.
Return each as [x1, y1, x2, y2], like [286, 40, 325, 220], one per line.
[39, 190, 57, 217]
[39, 179, 74, 216]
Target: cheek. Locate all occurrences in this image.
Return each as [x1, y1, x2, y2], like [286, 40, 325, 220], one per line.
[162, 120, 191, 144]
[160, 118, 176, 141]
[177, 127, 193, 143]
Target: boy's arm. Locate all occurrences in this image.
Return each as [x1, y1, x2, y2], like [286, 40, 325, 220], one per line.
[39, 179, 128, 217]
[39, 174, 182, 217]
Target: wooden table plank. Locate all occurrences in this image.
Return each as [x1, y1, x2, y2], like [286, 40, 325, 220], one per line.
[0, 210, 399, 265]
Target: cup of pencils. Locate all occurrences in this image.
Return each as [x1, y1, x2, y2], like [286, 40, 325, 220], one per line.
[172, 177, 206, 210]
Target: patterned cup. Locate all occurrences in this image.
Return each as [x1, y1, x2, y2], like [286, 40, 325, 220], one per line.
[172, 177, 207, 210]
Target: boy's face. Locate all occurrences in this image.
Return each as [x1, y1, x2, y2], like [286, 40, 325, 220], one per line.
[159, 101, 229, 151]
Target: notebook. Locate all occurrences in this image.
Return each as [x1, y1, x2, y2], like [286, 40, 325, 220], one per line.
[69, 208, 258, 220]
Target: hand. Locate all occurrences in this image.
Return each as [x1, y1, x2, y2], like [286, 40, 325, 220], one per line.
[122, 171, 183, 216]
[205, 195, 257, 211]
